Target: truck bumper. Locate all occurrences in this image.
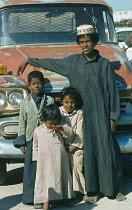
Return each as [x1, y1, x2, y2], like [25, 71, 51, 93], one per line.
[0, 139, 24, 159]
[116, 132, 132, 153]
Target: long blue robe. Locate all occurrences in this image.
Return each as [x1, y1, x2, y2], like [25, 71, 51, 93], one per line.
[28, 51, 122, 196]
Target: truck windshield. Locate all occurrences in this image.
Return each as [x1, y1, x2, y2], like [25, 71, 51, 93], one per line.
[0, 5, 116, 46]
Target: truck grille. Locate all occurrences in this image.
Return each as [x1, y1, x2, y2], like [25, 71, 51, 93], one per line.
[2, 123, 18, 135]
[120, 103, 127, 114]
[0, 116, 19, 138]
[120, 101, 132, 115]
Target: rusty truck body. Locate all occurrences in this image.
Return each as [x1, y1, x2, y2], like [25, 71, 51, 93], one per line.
[0, 0, 132, 184]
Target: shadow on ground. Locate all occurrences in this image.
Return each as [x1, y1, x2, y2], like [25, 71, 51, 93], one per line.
[56, 202, 97, 210]
[50, 199, 98, 210]
[0, 193, 97, 210]
[5, 164, 24, 185]
[0, 194, 22, 210]
[122, 154, 132, 195]
[0, 155, 131, 210]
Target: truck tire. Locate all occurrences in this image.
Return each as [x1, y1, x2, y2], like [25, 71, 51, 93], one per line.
[0, 159, 7, 185]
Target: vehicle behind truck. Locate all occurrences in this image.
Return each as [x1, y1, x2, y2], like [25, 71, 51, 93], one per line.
[0, 0, 132, 184]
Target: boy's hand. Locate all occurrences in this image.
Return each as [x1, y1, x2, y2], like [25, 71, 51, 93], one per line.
[68, 145, 78, 153]
[110, 120, 116, 133]
[20, 146, 27, 153]
[16, 60, 29, 76]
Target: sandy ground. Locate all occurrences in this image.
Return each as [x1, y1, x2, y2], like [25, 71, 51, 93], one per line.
[0, 158, 132, 210]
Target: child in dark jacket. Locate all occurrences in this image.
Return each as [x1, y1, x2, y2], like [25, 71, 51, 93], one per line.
[14, 71, 54, 209]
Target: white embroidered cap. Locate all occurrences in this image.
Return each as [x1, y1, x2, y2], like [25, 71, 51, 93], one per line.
[77, 24, 96, 36]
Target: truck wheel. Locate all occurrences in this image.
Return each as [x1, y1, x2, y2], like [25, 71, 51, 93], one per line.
[0, 159, 7, 185]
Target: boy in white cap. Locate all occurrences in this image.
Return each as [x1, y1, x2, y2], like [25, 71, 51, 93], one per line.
[17, 24, 126, 203]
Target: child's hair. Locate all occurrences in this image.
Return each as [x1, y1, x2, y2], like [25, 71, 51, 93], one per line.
[28, 71, 44, 84]
[60, 86, 83, 109]
[42, 104, 61, 122]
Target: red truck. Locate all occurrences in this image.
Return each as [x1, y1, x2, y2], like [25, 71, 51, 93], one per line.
[0, 0, 132, 184]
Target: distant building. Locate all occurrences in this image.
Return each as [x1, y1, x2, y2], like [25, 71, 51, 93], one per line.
[113, 11, 132, 27]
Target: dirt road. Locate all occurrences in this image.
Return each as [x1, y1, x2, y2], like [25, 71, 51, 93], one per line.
[0, 156, 132, 210]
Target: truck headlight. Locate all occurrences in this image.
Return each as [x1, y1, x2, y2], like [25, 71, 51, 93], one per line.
[0, 91, 6, 106]
[8, 91, 23, 106]
[0, 63, 7, 74]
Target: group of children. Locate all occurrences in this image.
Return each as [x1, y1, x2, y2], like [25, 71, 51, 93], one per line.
[14, 70, 86, 210]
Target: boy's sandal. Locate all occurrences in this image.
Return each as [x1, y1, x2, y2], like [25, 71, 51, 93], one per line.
[83, 195, 95, 204]
[83, 193, 102, 204]
[34, 203, 43, 209]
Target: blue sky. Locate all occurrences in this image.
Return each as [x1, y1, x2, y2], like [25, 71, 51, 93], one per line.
[104, 0, 132, 11]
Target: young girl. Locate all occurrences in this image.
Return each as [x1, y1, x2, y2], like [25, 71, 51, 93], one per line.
[59, 86, 87, 197]
[32, 104, 75, 210]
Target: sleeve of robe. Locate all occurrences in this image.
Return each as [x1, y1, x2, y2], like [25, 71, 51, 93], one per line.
[71, 110, 83, 149]
[61, 125, 75, 141]
[28, 56, 73, 77]
[32, 129, 38, 161]
[107, 61, 120, 121]
[13, 135, 26, 148]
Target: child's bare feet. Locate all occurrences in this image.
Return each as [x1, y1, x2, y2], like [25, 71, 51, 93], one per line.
[83, 193, 101, 204]
[43, 202, 50, 210]
[83, 195, 94, 204]
[116, 193, 127, 201]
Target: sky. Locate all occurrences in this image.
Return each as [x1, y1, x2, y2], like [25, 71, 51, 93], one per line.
[104, 0, 132, 12]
